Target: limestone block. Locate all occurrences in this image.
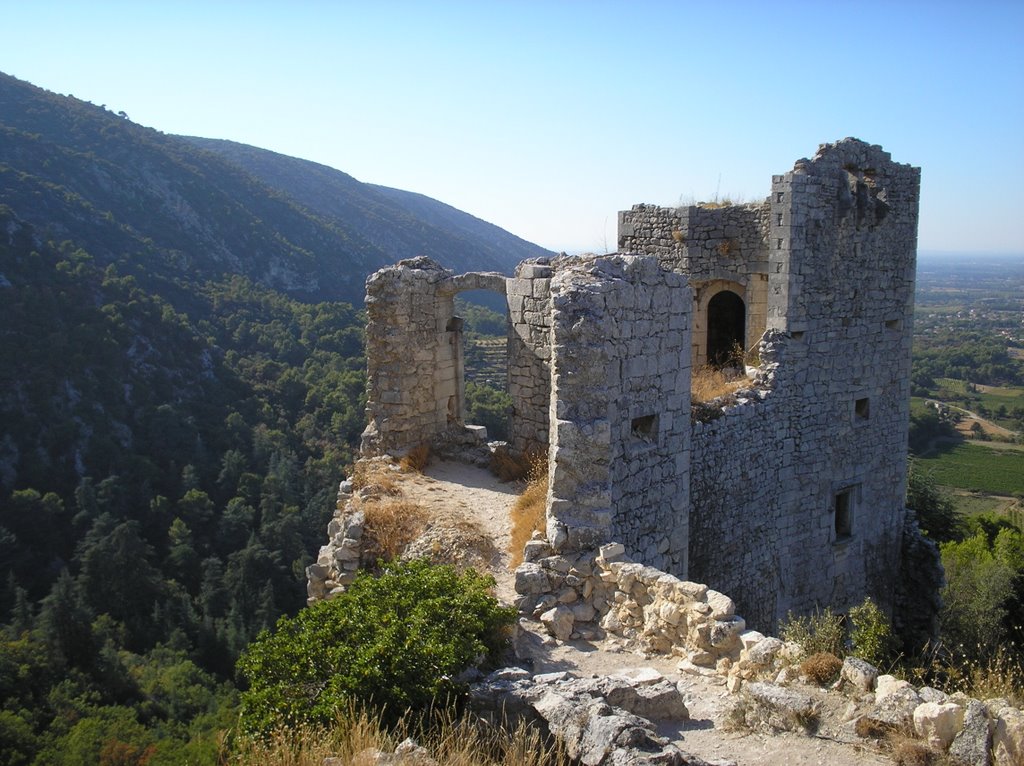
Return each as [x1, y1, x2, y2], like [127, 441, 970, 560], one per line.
[913, 702, 965, 751]
[745, 637, 785, 668]
[949, 700, 992, 766]
[540, 606, 574, 642]
[994, 706, 1024, 766]
[919, 687, 950, 704]
[737, 682, 819, 734]
[876, 674, 914, 702]
[514, 563, 550, 595]
[710, 616, 746, 648]
[841, 657, 879, 692]
[706, 589, 736, 619]
[658, 601, 684, 627]
[571, 602, 596, 623]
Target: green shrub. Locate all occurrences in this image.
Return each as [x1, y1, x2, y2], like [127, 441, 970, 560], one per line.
[236, 560, 516, 737]
[779, 607, 845, 658]
[848, 597, 894, 667]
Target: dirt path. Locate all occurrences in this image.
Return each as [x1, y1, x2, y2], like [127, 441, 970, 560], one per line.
[399, 459, 521, 603]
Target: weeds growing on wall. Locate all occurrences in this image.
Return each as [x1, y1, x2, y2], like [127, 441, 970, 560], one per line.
[690, 365, 746, 404]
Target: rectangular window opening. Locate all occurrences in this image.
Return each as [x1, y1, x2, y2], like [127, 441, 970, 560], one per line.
[631, 414, 658, 443]
[885, 318, 902, 331]
[855, 397, 870, 420]
[834, 489, 854, 541]
[791, 330, 805, 341]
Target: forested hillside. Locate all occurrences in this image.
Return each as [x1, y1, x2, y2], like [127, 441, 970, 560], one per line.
[0, 206, 371, 761]
[0, 68, 558, 763]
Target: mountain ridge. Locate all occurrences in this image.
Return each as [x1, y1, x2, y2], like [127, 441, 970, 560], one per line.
[181, 136, 549, 278]
[0, 71, 551, 305]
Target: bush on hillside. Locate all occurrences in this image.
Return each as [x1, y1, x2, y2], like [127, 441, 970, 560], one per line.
[236, 560, 516, 737]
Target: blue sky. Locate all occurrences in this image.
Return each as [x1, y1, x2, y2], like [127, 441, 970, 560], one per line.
[3, 0, 1022, 255]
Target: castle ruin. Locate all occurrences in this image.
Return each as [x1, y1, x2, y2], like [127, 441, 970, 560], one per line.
[357, 138, 921, 633]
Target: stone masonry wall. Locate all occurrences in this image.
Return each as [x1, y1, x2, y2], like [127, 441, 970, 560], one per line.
[506, 259, 553, 453]
[686, 140, 920, 631]
[544, 256, 690, 570]
[359, 139, 920, 640]
[361, 257, 453, 455]
[618, 203, 770, 365]
[361, 257, 550, 456]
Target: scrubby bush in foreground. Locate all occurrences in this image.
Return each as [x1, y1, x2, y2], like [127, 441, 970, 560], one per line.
[236, 559, 516, 737]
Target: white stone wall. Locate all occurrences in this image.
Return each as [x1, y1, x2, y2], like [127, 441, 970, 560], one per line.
[360, 257, 454, 455]
[611, 139, 919, 633]
[359, 139, 920, 638]
[687, 140, 919, 631]
[545, 255, 691, 570]
[361, 257, 552, 456]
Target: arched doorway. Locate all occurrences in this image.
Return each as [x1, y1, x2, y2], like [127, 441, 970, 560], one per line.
[706, 290, 746, 367]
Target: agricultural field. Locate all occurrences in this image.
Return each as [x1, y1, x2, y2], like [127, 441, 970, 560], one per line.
[916, 442, 1024, 496]
[910, 255, 1024, 519]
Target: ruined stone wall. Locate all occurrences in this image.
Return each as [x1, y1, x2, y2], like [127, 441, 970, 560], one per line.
[506, 260, 553, 453]
[361, 257, 549, 456]
[618, 203, 770, 365]
[687, 140, 920, 631]
[359, 139, 920, 639]
[361, 258, 455, 455]
[545, 255, 691, 572]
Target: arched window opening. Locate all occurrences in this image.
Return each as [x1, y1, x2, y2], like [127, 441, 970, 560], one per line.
[706, 290, 746, 367]
[454, 292, 511, 441]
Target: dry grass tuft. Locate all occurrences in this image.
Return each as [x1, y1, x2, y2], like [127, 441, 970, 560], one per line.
[489, 445, 533, 482]
[351, 459, 402, 497]
[231, 706, 567, 766]
[889, 737, 944, 766]
[361, 500, 430, 563]
[964, 646, 1024, 706]
[691, 365, 745, 404]
[800, 652, 843, 686]
[509, 454, 548, 568]
[399, 443, 431, 473]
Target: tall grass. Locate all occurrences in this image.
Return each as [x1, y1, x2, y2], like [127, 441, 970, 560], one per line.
[509, 455, 548, 568]
[229, 706, 567, 766]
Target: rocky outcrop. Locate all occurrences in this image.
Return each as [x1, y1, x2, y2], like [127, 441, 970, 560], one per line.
[470, 667, 722, 766]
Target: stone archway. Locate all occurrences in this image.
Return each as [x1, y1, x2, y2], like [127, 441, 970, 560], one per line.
[706, 290, 746, 366]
